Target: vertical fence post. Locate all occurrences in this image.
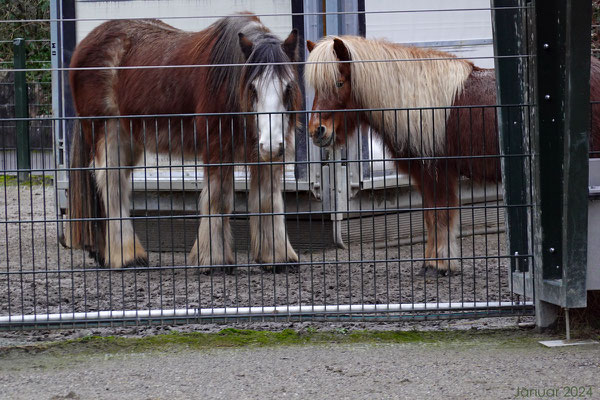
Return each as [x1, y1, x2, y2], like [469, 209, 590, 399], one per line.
[491, 0, 530, 279]
[530, 0, 591, 328]
[51, 0, 77, 239]
[291, 0, 308, 181]
[14, 38, 30, 182]
[326, 0, 345, 247]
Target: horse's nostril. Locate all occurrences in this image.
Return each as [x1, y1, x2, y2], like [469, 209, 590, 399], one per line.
[317, 125, 327, 136]
[277, 146, 284, 157]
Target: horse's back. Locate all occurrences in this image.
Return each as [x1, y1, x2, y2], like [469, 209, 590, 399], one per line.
[448, 57, 600, 177]
[443, 67, 500, 182]
[70, 19, 191, 117]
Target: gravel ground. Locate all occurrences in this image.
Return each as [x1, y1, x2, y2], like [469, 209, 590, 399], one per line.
[0, 328, 598, 400]
[1, 184, 527, 323]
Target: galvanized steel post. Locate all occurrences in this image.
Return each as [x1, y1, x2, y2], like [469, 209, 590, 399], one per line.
[13, 38, 30, 182]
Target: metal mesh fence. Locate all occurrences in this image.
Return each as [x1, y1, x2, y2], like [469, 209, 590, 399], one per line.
[0, 2, 544, 329]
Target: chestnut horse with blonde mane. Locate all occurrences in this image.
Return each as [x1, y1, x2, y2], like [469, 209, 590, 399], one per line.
[65, 15, 301, 271]
[305, 35, 600, 275]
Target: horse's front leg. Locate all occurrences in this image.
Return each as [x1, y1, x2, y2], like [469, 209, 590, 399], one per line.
[94, 120, 147, 268]
[250, 163, 298, 272]
[189, 165, 234, 273]
[421, 163, 459, 276]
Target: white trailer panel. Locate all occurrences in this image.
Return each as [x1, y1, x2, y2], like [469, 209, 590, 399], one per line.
[76, 0, 293, 42]
[364, 0, 494, 68]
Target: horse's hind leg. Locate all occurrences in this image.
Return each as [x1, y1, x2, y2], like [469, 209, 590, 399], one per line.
[189, 165, 234, 272]
[94, 119, 147, 268]
[421, 164, 459, 275]
[250, 163, 298, 272]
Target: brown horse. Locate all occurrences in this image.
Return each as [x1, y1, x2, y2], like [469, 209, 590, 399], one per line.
[65, 15, 301, 270]
[305, 35, 600, 275]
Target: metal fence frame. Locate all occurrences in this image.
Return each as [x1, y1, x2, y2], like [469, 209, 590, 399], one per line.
[0, 0, 594, 330]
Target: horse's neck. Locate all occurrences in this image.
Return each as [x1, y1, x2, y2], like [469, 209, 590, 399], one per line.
[177, 31, 213, 65]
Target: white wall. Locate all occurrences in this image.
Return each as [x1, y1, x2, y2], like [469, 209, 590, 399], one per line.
[75, 0, 293, 43]
[361, 1, 495, 177]
[364, 0, 494, 68]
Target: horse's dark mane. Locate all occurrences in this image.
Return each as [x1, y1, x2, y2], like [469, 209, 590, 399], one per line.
[205, 14, 295, 111]
[242, 37, 296, 101]
[207, 15, 283, 110]
[207, 16, 250, 106]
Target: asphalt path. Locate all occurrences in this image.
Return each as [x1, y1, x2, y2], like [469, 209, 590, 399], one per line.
[1, 333, 599, 400]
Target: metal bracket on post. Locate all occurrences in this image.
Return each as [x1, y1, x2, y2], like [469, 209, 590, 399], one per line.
[329, 148, 347, 248]
[14, 38, 30, 183]
[322, 0, 348, 248]
[530, 0, 591, 328]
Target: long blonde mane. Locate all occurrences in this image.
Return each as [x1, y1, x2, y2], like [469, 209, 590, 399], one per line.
[305, 35, 474, 156]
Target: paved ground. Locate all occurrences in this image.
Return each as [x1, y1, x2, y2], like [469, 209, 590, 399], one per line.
[1, 324, 599, 400]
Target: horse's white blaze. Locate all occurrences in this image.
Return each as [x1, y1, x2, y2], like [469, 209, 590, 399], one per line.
[255, 72, 289, 160]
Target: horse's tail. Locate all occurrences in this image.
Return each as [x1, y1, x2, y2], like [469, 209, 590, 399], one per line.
[62, 121, 106, 263]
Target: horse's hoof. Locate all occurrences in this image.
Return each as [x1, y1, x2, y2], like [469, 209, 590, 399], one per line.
[261, 263, 298, 274]
[418, 264, 448, 278]
[123, 257, 149, 269]
[58, 233, 69, 249]
[87, 250, 106, 268]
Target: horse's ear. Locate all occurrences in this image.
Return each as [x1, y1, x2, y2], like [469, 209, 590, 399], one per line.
[306, 40, 316, 53]
[238, 33, 254, 60]
[282, 28, 299, 62]
[333, 38, 351, 62]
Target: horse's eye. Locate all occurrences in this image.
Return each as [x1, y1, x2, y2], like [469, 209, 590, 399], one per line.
[249, 85, 257, 102]
[335, 81, 344, 88]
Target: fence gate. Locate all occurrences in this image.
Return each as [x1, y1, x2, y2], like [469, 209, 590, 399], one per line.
[0, 0, 592, 329]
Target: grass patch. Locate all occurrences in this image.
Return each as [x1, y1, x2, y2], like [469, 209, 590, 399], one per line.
[0, 327, 543, 359]
[0, 174, 53, 186]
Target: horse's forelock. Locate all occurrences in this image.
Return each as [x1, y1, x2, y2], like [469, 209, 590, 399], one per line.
[305, 37, 347, 98]
[249, 39, 294, 77]
[240, 38, 296, 107]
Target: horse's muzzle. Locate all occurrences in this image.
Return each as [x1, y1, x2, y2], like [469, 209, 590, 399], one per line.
[259, 143, 285, 161]
[311, 125, 334, 148]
